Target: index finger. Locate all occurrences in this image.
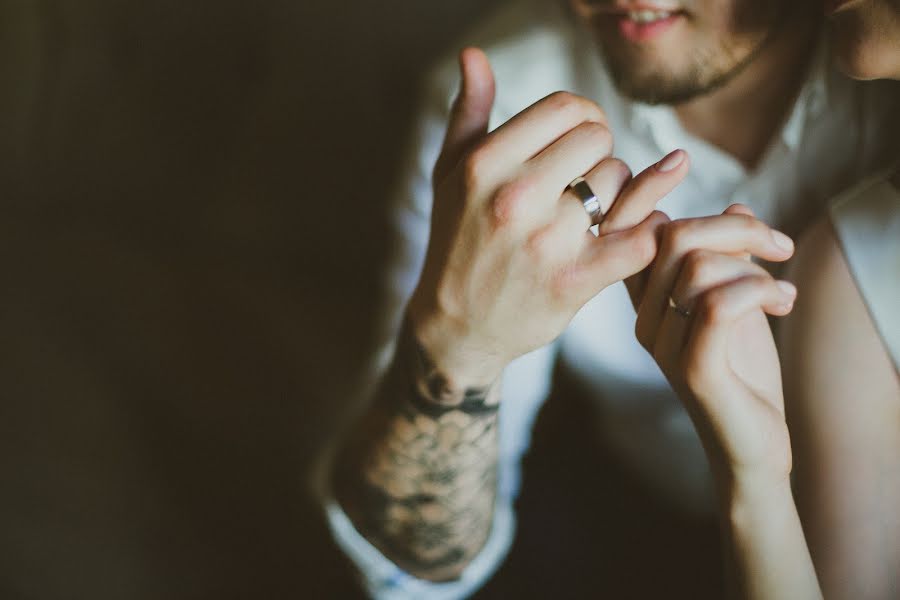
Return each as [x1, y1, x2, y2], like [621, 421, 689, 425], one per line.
[480, 91, 608, 177]
[599, 149, 689, 236]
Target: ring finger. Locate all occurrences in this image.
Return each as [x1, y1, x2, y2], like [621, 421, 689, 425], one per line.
[557, 157, 632, 232]
[635, 214, 794, 352]
[651, 251, 771, 375]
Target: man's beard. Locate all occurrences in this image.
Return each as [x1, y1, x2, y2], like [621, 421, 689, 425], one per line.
[578, 1, 789, 106]
[599, 34, 771, 105]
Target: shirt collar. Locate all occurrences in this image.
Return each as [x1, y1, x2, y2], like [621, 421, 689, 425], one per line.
[781, 37, 831, 150]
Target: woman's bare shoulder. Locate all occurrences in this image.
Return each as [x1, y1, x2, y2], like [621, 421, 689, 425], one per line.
[781, 215, 897, 415]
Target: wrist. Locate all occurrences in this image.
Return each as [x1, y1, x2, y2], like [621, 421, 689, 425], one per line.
[403, 305, 507, 397]
[718, 471, 794, 526]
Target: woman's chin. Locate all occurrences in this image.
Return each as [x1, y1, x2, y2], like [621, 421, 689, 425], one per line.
[833, 48, 900, 81]
[829, 8, 900, 81]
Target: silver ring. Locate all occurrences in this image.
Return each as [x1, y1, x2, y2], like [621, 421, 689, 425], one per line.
[568, 177, 605, 225]
[668, 296, 691, 318]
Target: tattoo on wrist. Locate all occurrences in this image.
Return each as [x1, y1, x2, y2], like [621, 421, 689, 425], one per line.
[334, 315, 502, 580]
[402, 318, 499, 418]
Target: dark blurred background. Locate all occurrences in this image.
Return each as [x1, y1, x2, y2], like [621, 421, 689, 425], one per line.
[0, 2, 720, 598]
[0, 1, 499, 597]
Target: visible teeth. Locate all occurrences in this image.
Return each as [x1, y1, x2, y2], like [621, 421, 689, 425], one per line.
[628, 10, 672, 23]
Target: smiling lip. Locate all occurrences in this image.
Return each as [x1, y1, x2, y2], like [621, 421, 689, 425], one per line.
[586, 2, 686, 42]
[616, 12, 683, 42]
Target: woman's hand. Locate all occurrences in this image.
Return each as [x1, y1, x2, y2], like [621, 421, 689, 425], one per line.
[632, 204, 798, 484]
[632, 205, 825, 599]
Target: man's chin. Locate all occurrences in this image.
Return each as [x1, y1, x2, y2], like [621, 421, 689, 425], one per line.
[598, 38, 765, 106]
[590, 29, 706, 104]
[610, 76, 706, 106]
[601, 54, 705, 105]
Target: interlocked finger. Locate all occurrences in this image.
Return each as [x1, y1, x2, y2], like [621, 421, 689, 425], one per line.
[635, 213, 794, 354]
[651, 251, 770, 374]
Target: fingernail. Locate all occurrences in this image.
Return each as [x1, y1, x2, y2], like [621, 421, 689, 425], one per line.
[776, 280, 797, 297]
[771, 230, 794, 252]
[655, 149, 685, 172]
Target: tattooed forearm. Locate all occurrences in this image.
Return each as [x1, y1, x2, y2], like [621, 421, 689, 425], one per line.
[334, 318, 502, 582]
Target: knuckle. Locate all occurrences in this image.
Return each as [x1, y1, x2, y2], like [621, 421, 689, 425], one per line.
[578, 121, 613, 151]
[546, 90, 580, 112]
[590, 104, 609, 126]
[596, 128, 614, 155]
[741, 213, 762, 227]
[546, 91, 605, 123]
[697, 291, 726, 324]
[575, 119, 605, 135]
[726, 202, 752, 215]
[682, 249, 713, 283]
[649, 210, 671, 226]
[489, 179, 532, 229]
[629, 230, 658, 266]
[604, 157, 633, 182]
[634, 315, 654, 353]
[550, 265, 578, 301]
[753, 218, 774, 239]
[737, 213, 766, 235]
[462, 144, 492, 190]
[747, 274, 773, 295]
[663, 219, 695, 254]
[524, 223, 557, 262]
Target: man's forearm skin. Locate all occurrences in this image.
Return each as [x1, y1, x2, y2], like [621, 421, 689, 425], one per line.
[333, 319, 501, 582]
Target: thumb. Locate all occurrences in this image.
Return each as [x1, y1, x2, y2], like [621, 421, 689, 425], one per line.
[434, 47, 496, 181]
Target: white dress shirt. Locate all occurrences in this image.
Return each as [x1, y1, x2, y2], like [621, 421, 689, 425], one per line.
[315, 1, 900, 597]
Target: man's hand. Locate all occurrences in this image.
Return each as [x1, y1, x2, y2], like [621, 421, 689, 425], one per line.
[409, 47, 689, 393]
[334, 47, 693, 583]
